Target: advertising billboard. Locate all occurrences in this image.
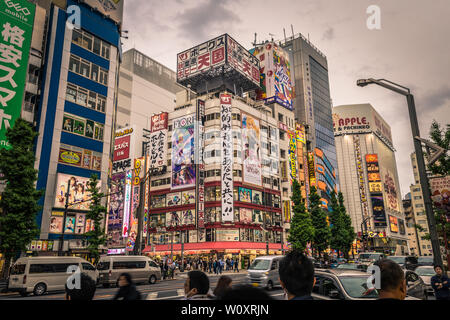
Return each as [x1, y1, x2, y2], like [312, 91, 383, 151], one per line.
[54, 174, 100, 210]
[49, 214, 64, 233]
[239, 208, 252, 224]
[226, 35, 260, 86]
[389, 215, 399, 233]
[332, 105, 372, 136]
[238, 187, 252, 203]
[181, 209, 195, 226]
[107, 172, 125, 247]
[308, 152, 316, 187]
[221, 94, 234, 222]
[149, 129, 168, 169]
[113, 126, 134, 173]
[216, 229, 239, 241]
[383, 170, 399, 211]
[242, 113, 262, 186]
[0, 0, 35, 150]
[371, 194, 388, 227]
[288, 131, 297, 182]
[150, 112, 168, 132]
[429, 176, 450, 221]
[82, 0, 124, 24]
[171, 115, 195, 190]
[122, 170, 132, 238]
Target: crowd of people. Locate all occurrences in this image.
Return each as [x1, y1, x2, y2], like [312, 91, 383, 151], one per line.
[64, 250, 450, 301]
[157, 257, 240, 279]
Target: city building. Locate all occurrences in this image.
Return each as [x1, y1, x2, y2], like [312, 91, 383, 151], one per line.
[403, 193, 420, 256]
[28, 0, 123, 256]
[333, 103, 408, 255]
[280, 33, 338, 208]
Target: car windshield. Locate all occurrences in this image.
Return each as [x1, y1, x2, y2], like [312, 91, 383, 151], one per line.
[96, 261, 110, 270]
[359, 254, 381, 261]
[337, 264, 358, 270]
[418, 257, 433, 265]
[249, 259, 270, 270]
[10, 264, 26, 275]
[389, 257, 406, 264]
[339, 276, 379, 299]
[415, 268, 435, 276]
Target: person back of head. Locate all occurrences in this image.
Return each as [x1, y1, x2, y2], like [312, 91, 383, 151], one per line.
[65, 273, 96, 301]
[186, 270, 210, 295]
[213, 275, 232, 298]
[278, 250, 315, 299]
[220, 285, 274, 300]
[119, 272, 133, 287]
[374, 259, 406, 300]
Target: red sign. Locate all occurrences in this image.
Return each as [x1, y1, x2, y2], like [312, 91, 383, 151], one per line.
[151, 113, 168, 132]
[114, 136, 130, 161]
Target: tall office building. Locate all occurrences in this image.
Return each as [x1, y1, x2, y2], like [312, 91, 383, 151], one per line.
[333, 104, 408, 255]
[30, 0, 123, 256]
[280, 34, 337, 208]
[403, 193, 420, 256]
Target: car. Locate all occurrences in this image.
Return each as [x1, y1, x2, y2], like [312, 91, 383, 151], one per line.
[404, 269, 428, 300]
[312, 269, 427, 300]
[357, 252, 385, 263]
[417, 256, 434, 267]
[336, 263, 369, 272]
[414, 266, 435, 296]
[246, 255, 284, 290]
[387, 256, 419, 270]
[330, 258, 347, 269]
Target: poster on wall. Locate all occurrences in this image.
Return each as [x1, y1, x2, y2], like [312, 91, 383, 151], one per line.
[65, 216, 75, 234]
[371, 194, 387, 227]
[75, 214, 85, 234]
[221, 94, 234, 222]
[189, 230, 198, 243]
[167, 192, 182, 206]
[252, 190, 262, 205]
[107, 172, 125, 247]
[239, 187, 252, 203]
[389, 215, 399, 233]
[398, 219, 406, 235]
[239, 208, 252, 224]
[181, 210, 195, 225]
[216, 229, 239, 241]
[181, 190, 195, 205]
[149, 129, 168, 169]
[273, 48, 293, 110]
[122, 170, 132, 238]
[54, 174, 100, 210]
[252, 210, 264, 224]
[166, 211, 181, 227]
[172, 116, 195, 189]
[288, 131, 297, 182]
[113, 126, 134, 173]
[49, 215, 64, 233]
[384, 171, 399, 211]
[242, 113, 262, 186]
[151, 112, 168, 132]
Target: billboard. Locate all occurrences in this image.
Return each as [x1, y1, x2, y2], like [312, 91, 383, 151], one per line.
[383, 170, 399, 211]
[371, 194, 388, 227]
[221, 94, 234, 222]
[171, 115, 195, 189]
[54, 174, 100, 210]
[216, 229, 239, 241]
[82, 0, 124, 24]
[308, 152, 316, 187]
[238, 187, 252, 203]
[150, 112, 168, 132]
[239, 208, 252, 224]
[389, 215, 399, 233]
[429, 176, 450, 221]
[288, 131, 297, 182]
[242, 113, 262, 186]
[122, 170, 132, 238]
[0, 0, 35, 150]
[113, 126, 134, 173]
[107, 172, 125, 247]
[148, 129, 168, 169]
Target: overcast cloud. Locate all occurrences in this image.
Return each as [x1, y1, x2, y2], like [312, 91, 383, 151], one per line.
[122, 0, 450, 198]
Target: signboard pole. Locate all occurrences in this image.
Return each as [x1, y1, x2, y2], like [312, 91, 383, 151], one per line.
[58, 179, 71, 256]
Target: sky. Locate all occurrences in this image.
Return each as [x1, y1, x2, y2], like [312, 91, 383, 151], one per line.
[121, 0, 450, 198]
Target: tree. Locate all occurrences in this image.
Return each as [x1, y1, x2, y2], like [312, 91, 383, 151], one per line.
[329, 191, 345, 257]
[84, 174, 107, 265]
[287, 180, 314, 253]
[0, 119, 43, 279]
[338, 192, 356, 259]
[309, 186, 331, 258]
[427, 120, 449, 175]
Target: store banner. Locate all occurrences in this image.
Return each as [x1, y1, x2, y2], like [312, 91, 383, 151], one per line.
[0, 0, 35, 150]
[122, 170, 132, 238]
[220, 94, 234, 222]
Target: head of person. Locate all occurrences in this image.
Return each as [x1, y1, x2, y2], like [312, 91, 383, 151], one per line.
[64, 273, 96, 301]
[278, 250, 315, 299]
[374, 259, 407, 300]
[184, 271, 209, 296]
[221, 285, 274, 300]
[213, 276, 232, 298]
[434, 265, 443, 276]
[118, 273, 133, 288]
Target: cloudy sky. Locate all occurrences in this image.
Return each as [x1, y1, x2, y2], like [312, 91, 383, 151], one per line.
[122, 0, 450, 197]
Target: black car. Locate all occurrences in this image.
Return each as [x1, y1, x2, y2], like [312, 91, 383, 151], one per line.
[388, 256, 419, 270]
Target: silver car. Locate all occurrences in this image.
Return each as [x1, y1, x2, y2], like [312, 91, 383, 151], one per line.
[246, 255, 284, 290]
[414, 266, 435, 296]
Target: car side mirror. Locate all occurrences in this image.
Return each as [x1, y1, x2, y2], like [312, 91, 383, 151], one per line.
[329, 290, 341, 299]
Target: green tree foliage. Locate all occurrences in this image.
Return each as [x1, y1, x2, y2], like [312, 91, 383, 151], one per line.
[287, 180, 314, 252]
[309, 186, 331, 257]
[84, 174, 107, 265]
[0, 119, 43, 279]
[427, 120, 449, 175]
[329, 191, 345, 256]
[339, 192, 356, 259]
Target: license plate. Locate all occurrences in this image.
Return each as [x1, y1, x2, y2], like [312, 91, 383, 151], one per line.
[252, 283, 259, 287]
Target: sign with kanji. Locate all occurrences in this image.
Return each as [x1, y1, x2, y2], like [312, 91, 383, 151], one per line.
[0, 0, 35, 149]
[220, 93, 233, 222]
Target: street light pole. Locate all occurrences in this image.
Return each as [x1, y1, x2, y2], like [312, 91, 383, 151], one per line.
[357, 78, 443, 267]
[58, 179, 71, 256]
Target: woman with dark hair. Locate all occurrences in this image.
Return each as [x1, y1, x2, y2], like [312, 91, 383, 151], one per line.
[113, 273, 142, 300]
[213, 275, 232, 299]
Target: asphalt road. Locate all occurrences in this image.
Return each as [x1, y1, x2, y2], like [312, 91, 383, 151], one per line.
[0, 271, 287, 301]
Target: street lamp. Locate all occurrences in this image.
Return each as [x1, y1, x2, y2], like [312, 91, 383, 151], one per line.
[357, 78, 443, 267]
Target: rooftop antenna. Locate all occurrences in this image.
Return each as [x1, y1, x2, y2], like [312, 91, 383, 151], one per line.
[269, 33, 275, 42]
[283, 28, 287, 42]
[291, 24, 294, 39]
[252, 32, 257, 47]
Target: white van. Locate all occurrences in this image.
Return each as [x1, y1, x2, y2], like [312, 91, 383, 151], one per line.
[97, 255, 161, 287]
[8, 256, 98, 296]
[246, 255, 284, 290]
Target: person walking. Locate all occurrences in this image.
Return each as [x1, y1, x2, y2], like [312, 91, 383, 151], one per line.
[212, 276, 233, 299]
[278, 250, 315, 300]
[213, 260, 218, 274]
[234, 259, 239, 273]
[431, 265, 450, 300]
[113, 273, 142, 300]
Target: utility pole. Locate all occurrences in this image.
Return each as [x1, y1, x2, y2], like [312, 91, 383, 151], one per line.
[58, 179, 71, 256]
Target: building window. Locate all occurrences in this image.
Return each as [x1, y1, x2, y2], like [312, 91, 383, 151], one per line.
[280, 149, 286, 159]
[69, 55, 108, 86]
[62, 113, 104, 142]
[65, 83, 106, 113]
[72, 28, 111, 60]
[278, 113, 283, 122]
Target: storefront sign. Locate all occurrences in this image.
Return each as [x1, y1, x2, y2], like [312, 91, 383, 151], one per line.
[221, 94, 234, 222]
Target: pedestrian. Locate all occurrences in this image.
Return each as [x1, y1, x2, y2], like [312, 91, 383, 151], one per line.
[213, 260, 218, 274]
[234, 259, 239, 273]
[219, 259, 224, 274]
[431, 265, 450, 300]
[113, 273, 142, 300]
[213, 275, 233, 299]
[64, 273, 96, 301]
[279, 250, 314, 300]
[208, 260, 212, 273]
[163, 262, 169, 280]
[373, 259, 406, 300]
[183, 270, 213, 300]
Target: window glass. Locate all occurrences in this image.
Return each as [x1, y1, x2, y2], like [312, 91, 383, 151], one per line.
[96, 262, 110, 270]
[11, 264, 26, 275]
[322, 278, 340, 298]
[53, 263, 77, 273]
[85, 120, 95, 138]
[29, 264, 53, 273]
[102, 42, 110, 59]
[73, 119, 85, 135]
[63, 116, 74, 132]
[76, 88, 88, 106]
[69, 56, 80, 73]
[80, 59, 90, 78]
[93, 38, 101, 55]
[97, 95, 106, 112]
[88, 91, 97, 109]
[82, 33, 93, 50]
[66, 84, 77, 103]
[82, 263, 95, 271]
[72, 29, 82, 46]
[91, 64, 99, 82]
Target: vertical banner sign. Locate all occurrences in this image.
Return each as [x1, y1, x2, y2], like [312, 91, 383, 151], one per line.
[143, 154, 150, 237]
[122, 170, 132, 238]
[107, 172, 125, 247]
[172, 115, 195, 189]
[288, 131, 297, 183]
[366, 154, 387, 227]
[196, 100, 205, 229]
[353, 136, 370, 224]
[127, 159, 143, 250]
[242, 113, 262, 186]
[308, 152, 316, 187]
[220, 93, 233, 222]
[149, 112, 168, 169]
[0, 0, 36, 149]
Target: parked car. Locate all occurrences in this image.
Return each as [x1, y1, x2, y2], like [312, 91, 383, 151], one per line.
[330, 258, 347, 269]
[312, 269, 425, 300]
[97, 255, 161, 287]
[387, 256, 419, 270]
[414, 266, 435, 296]
[336, 263, 369, 272]
[417, 256, 434, 267]
[357, 252, 385, 263]
[8, 256, 98, 296]
[404, 269, 428, 300]
[246, 255, 284, 290]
